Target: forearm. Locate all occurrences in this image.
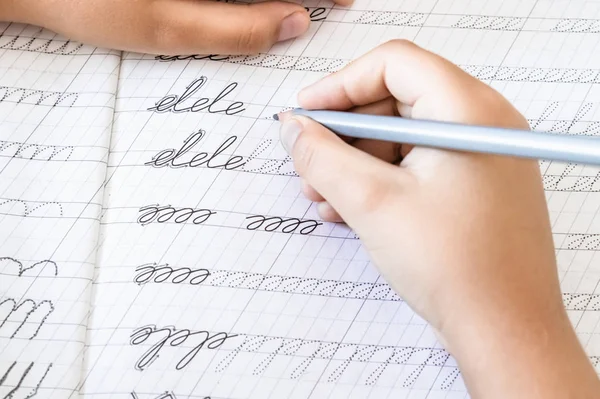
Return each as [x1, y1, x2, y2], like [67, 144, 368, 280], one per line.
[444, 277, 600, 398]
[0, 0, 38, 24]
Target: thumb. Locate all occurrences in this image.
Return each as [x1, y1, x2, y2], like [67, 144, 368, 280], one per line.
[280, 115, 409, 227]
[155, 1, 311, 55]
[203, 2, 311, 54]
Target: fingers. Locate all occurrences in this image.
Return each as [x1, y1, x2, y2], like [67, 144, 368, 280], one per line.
[352, 140, 403, 164]
[290, 97, 401, 160]
[279, 115, 411, 227]
[298, 97, 402, 211]
[155, 1, 310, 54]
[302, 181, 344, 223]
[350, 96, 401, 117]
[317, 202, 343, 223]
[347, 97, 403, 163]
[298, 39, 471, 110]
[302, 179, 325, 202]
[331, 0, 355, 5]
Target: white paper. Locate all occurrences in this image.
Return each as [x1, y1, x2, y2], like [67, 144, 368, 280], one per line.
[2, 1, 600, 398]
[0, 22, 120, 399]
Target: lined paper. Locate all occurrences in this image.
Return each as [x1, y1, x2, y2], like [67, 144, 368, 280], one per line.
[87, 0, 600, 398]
[0, 23, 119, 398]
[1, 0, 600, 398]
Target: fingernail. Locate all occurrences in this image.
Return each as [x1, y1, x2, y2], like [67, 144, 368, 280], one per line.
[279, 118, 303, 155]
[276, 110, 293, 122]
[278, 12, 309, 42]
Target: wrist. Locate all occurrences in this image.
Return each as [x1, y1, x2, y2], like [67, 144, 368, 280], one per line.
[441, 294, 600, 398]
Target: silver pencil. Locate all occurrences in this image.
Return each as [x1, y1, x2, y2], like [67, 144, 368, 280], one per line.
[276, 109, 600, 165]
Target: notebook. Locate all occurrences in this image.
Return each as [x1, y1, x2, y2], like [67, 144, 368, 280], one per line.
[1, 0, 599, 398]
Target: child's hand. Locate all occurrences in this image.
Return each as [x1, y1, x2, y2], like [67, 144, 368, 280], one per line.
[279, 40, 600, 398]
[2, 0, 352, 54]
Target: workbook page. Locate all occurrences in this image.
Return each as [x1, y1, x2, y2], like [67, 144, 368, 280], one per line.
[0, 24, 120, 398]
[86, 0, 599, 398]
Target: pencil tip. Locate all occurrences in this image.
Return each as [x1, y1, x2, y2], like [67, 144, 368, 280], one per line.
[273, 113, 279, 121]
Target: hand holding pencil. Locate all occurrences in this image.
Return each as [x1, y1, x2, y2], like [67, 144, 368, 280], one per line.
[277, 40, 600, 399]
[276, 109, 600, 165]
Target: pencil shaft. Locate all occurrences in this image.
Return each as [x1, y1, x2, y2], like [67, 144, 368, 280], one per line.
[291, 109, 600, 165]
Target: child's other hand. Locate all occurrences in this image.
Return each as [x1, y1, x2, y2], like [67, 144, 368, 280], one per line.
[2, 0, 352, 54]
[279, 40, 600, 398]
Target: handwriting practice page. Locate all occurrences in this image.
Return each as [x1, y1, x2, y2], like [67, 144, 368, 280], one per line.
[1, 0, 600, 398]
[88, 0, 600, 397]
[0, 24, 120, 398]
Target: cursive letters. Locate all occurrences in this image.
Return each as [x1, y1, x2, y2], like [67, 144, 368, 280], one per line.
[245, 215, 322, 235]
[155, 54, 231, 62]
[130, 325, 238, 370]
[306, 7, 328, 21]
[134, 263, 210, 286]
[148, 77, 245, 115]
[242, 139, 297, 176]
[137, 204, 215, 226]
[145, 130, 245, 170]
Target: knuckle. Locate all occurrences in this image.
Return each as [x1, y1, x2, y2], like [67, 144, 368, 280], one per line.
[382, 38, 416, 51]
[373, 39, 421, 66]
